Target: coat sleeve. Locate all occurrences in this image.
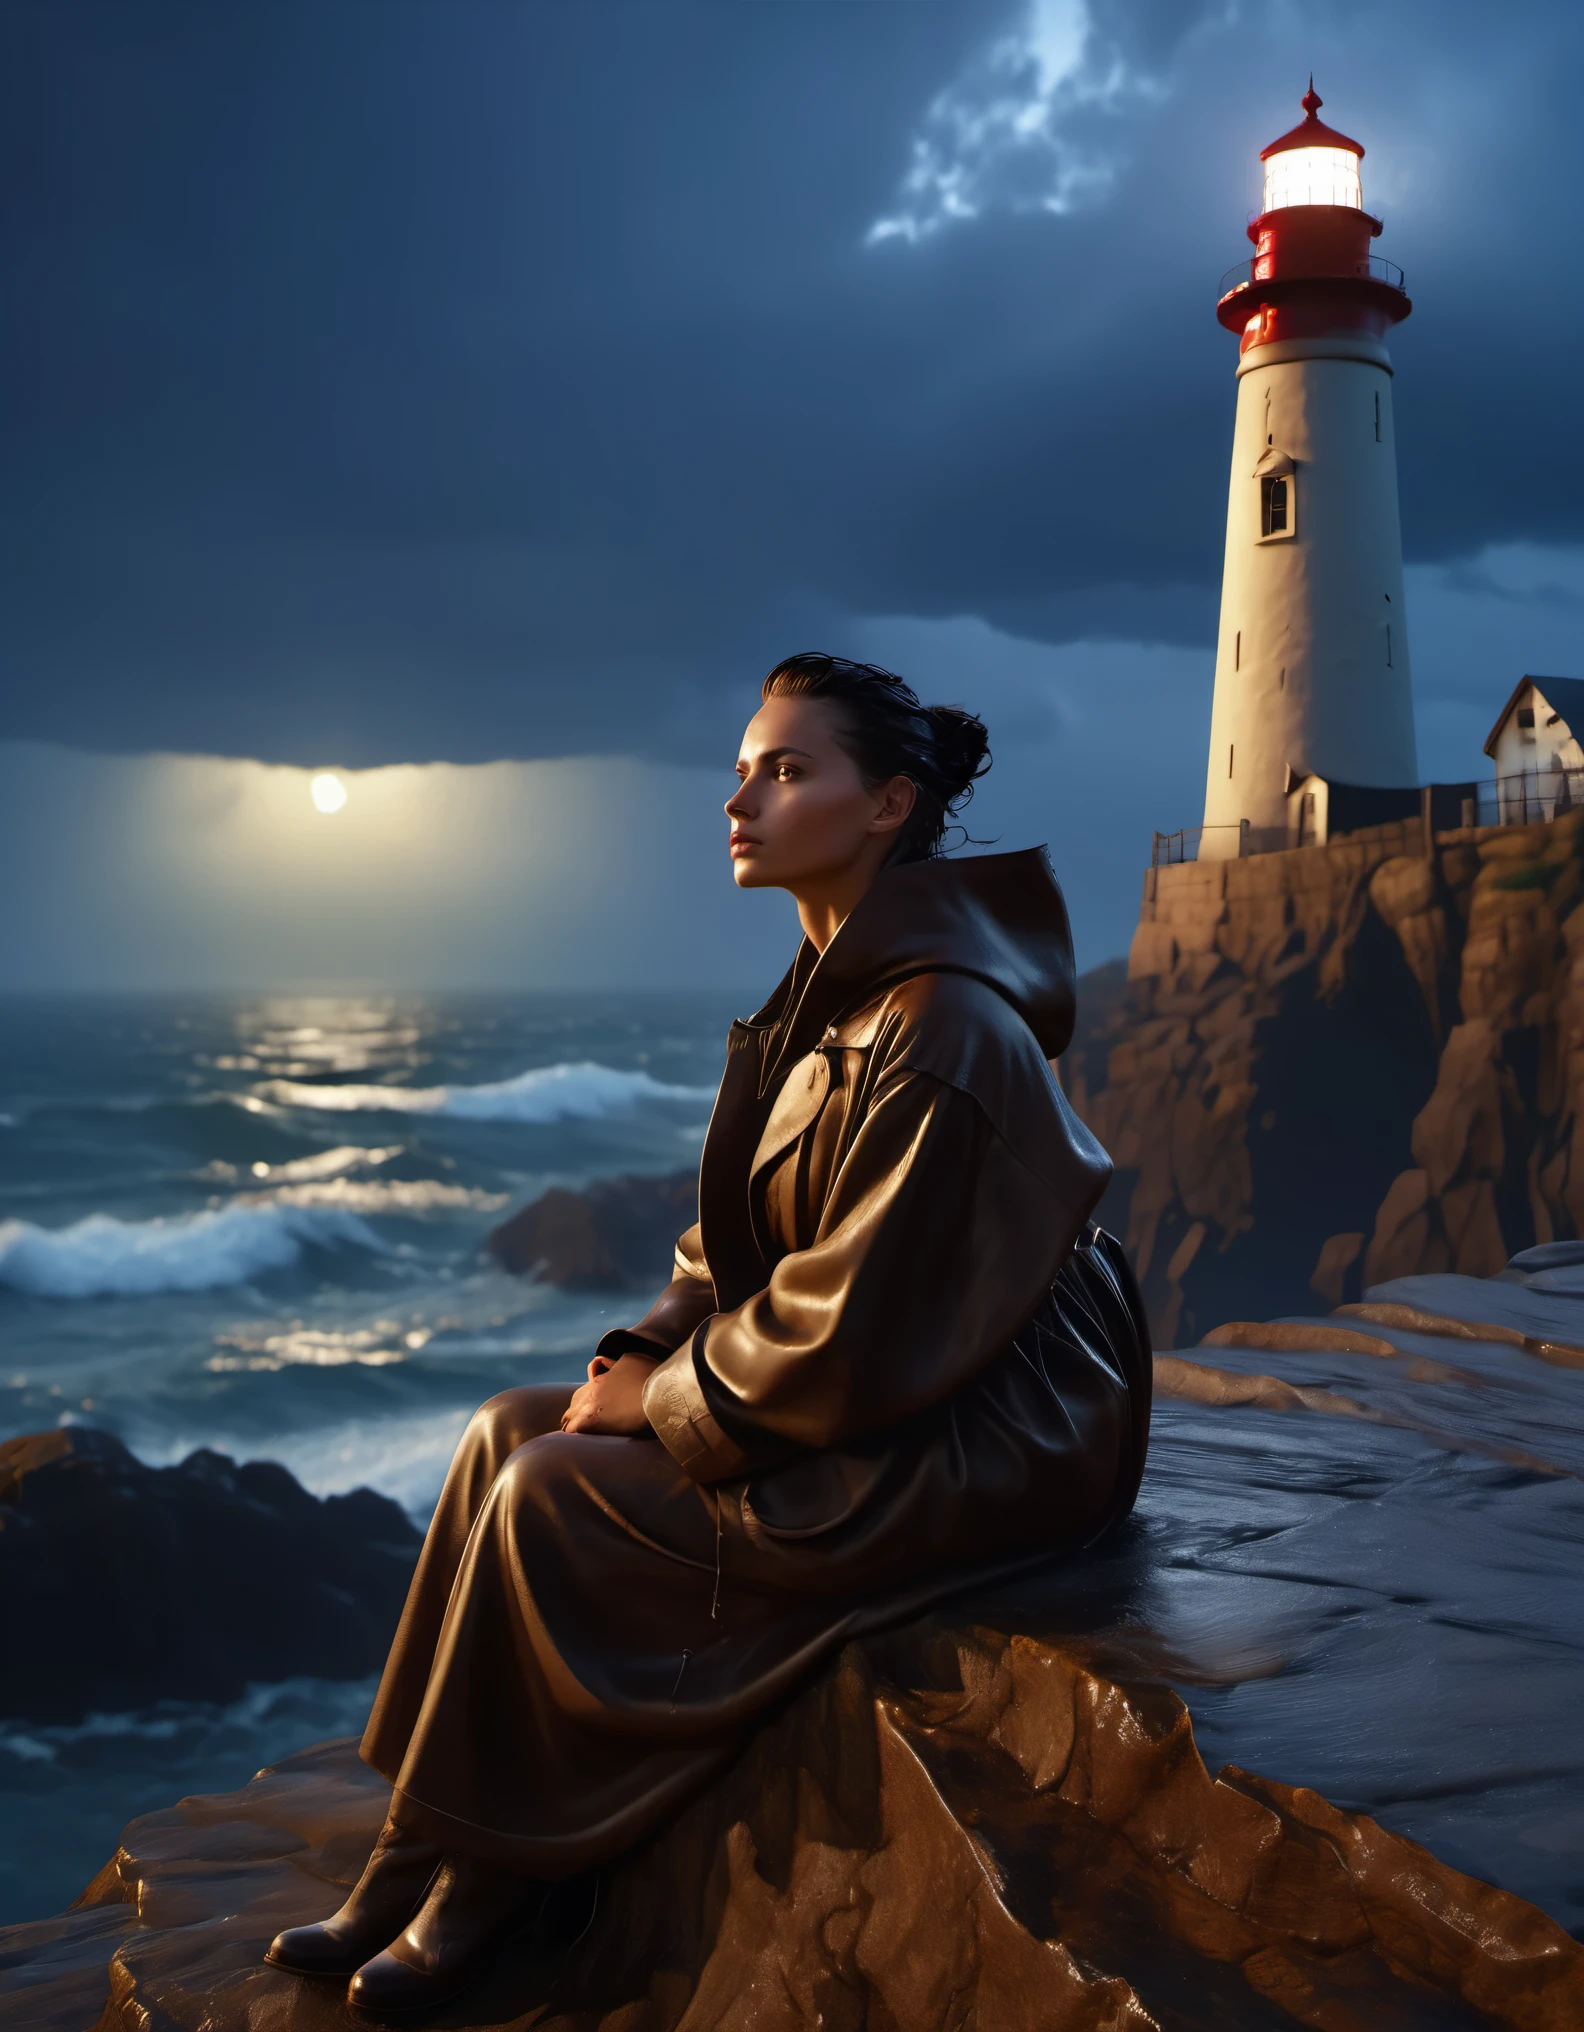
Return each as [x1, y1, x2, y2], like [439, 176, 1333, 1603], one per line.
[641, 1070, 1097, 1483]
[592, 1222, 716, 1366]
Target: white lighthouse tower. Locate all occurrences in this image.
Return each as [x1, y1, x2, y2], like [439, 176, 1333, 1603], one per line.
[1200, 86, 1417, 857]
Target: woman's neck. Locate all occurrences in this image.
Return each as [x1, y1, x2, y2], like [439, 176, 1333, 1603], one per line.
[795, 882, 869, 953]
[796, 897, 845, 953]
[794, 852, 900, 952]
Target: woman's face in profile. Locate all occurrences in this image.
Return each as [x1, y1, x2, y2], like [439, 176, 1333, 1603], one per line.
[726, 695, 913, 893]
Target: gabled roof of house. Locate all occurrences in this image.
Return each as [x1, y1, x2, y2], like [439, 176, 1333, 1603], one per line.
[1483, 675, 1584, 758]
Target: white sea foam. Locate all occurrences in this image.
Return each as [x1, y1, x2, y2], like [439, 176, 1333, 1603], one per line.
[259, 1179, 508, 1216]
[254, 1060, 717, 1124]
[0, 1202, 389, 1299]
[206, 1323, 410, 1372]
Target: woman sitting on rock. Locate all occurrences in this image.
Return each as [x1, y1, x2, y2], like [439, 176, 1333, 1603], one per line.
[266, 652, 1152, 2014]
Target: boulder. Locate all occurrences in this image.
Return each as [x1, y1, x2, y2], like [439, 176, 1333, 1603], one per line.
[488, 1170, 697, 1288]
[0, 1428, 419, 1724]
[5, 1621, 1579, 2032]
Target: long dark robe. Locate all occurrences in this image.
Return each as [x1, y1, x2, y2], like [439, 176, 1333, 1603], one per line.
[362, 850, 1151, 1875]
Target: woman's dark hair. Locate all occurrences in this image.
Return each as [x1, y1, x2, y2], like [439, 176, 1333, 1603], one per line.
[762, 651, 991, 864]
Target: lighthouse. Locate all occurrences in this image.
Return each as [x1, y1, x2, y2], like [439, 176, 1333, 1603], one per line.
[1199, 87, 1417, 858]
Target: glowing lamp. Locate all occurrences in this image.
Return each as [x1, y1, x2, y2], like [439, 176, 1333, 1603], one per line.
[311, 772, 348, 814]
[1262, 145, 1362, 213]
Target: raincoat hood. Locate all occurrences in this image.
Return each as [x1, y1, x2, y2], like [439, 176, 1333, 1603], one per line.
[750, 848, 1078, 1088]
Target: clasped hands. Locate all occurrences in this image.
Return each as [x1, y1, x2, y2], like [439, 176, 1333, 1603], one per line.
[559, 1349, 658, 1436]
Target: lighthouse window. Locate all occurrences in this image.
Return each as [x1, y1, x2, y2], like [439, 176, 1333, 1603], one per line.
[1258, 472, 1295, 541]
[1517, 707, 1536, 731]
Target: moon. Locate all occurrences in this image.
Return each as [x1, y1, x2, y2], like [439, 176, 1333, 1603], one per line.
[310, 772, 348, 814]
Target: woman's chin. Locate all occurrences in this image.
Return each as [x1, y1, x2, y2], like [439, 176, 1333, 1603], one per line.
[730, 857, 777, 888]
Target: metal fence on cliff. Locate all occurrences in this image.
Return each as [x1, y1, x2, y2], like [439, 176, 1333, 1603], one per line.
[1151, 769, 1584, 868]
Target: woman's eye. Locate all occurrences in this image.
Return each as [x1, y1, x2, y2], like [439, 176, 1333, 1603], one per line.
[776, 765, 800, 781]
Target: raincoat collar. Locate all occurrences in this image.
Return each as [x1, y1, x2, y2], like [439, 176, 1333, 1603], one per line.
[744, 848, 1078, 1095]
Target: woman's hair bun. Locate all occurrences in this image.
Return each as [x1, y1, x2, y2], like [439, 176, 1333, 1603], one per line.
[761, 652, 993, 862]
[924, 704, 991, 802]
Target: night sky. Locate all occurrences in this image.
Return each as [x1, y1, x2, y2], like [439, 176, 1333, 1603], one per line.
[3, 0, 1581, 986]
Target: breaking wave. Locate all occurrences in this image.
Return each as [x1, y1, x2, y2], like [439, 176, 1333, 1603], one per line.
[253, 1059, 717, 1124]
[0, 1202, 389, 1299]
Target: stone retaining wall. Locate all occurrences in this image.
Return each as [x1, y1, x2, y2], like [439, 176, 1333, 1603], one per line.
[1067, 810, 1584, 1341]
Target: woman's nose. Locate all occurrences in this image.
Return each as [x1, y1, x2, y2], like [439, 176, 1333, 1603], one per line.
[725, 781, 753, 820]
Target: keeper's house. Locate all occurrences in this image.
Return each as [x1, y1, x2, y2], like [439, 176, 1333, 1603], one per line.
[1484, 677, 1584, 825]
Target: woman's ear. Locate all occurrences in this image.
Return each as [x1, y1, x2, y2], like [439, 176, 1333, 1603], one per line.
[870, 774, 918, 837]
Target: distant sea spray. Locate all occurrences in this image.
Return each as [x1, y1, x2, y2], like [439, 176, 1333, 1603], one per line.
[253, 1059, 718, 1123]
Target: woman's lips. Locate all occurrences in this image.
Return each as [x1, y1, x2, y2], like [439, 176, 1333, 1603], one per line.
[729, 834, 761, 855]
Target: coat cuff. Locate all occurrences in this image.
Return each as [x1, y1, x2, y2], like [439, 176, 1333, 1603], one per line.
[592, 1327, 670, 1367]
[642, 1326, 750, 1483]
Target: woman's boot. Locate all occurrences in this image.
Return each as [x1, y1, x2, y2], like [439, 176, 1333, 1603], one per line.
[265, 1817, 442, 1976]
[347, 1852, 541, 2015]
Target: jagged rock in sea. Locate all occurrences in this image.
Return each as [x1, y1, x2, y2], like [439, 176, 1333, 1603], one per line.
[1065, 809, 1584, 1342]
[488, 1170, 697, 1288]
[0, 1428, 420, 1724]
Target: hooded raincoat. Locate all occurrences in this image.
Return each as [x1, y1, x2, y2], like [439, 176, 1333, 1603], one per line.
[362, 849, 1150, 1875]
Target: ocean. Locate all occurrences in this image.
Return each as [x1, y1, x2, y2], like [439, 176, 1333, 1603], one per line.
[0, 990, 737, 1923]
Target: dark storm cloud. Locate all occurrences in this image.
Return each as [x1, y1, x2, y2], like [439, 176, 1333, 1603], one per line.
[2, 0, 1580, 766]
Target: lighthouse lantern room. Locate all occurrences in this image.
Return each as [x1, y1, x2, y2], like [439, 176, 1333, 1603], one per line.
[1199, 87, 1418, 858]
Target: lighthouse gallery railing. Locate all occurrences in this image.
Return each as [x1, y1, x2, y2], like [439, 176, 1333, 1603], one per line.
[1216, 254, 1406, 302]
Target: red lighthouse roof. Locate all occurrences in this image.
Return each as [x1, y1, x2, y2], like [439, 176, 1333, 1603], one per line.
[1260, 83, 1364, 161]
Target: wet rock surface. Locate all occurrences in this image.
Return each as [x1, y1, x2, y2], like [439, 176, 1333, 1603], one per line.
[5, 1257, 1582, 2029]
[9, 1624, 1582, 2032]
[1067, 810, 1584, 1343]
[1148, 1264, 1584, 1942]
[0, 1427, 419, 1724]
[487, 1170, 696, 1289]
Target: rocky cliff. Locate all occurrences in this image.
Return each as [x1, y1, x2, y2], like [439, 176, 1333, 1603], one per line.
[1066, 809, 1584, 1343]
